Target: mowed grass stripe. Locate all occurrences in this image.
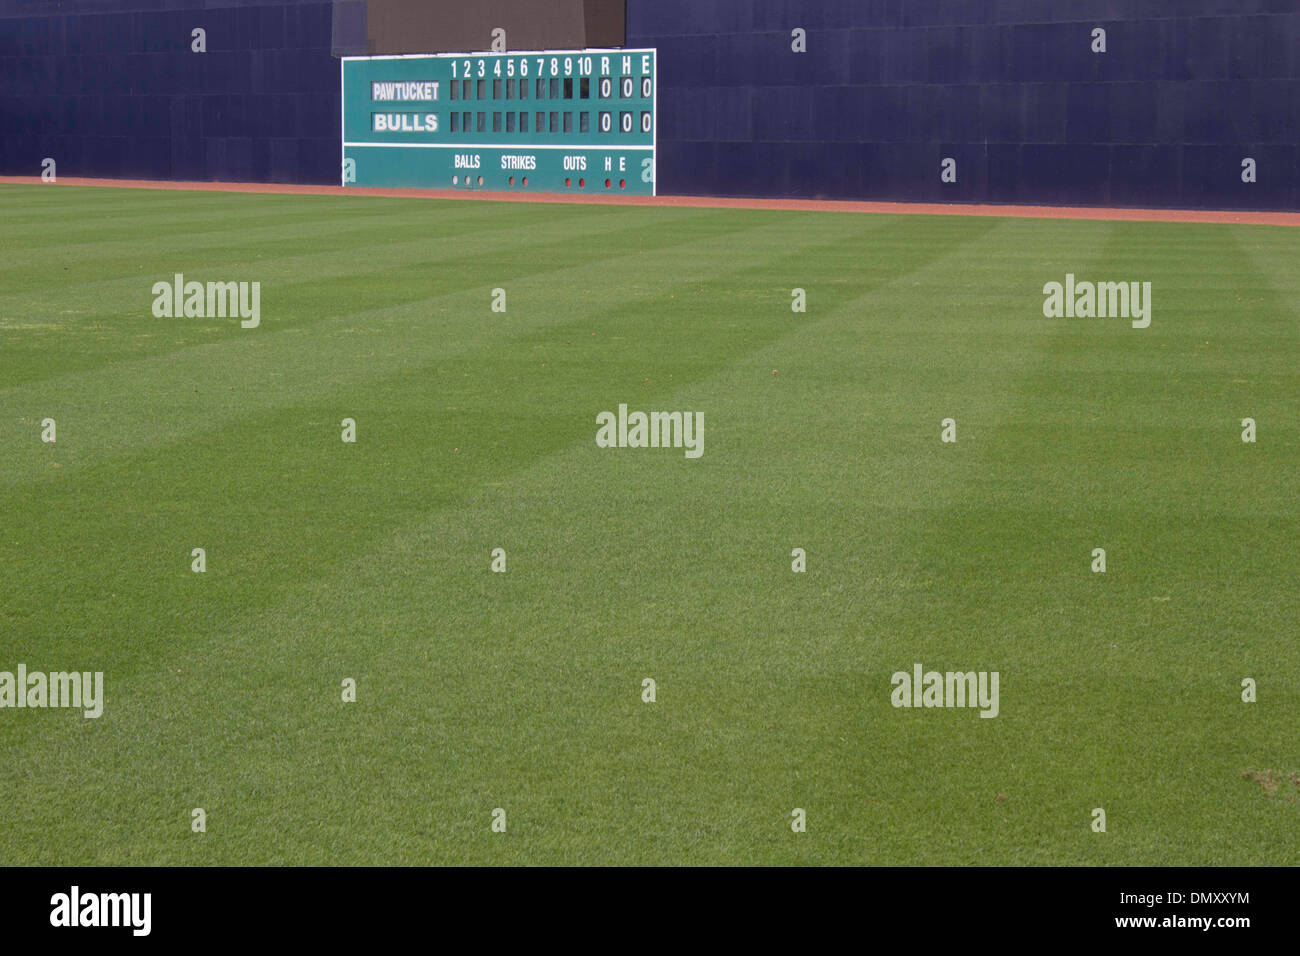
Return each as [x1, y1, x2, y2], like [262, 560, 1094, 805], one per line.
[0, 208, 938, 669]
[0, 201, 890, 482]
[2, 197, 993, 863]
[0, 191, 724, 363]
[0, 201, 909, 678]
[10, 217, 1008, 868]
[0, 202, 738, 386]
[0, 186, 692, 278]
[0, 193, 767, 391]
[0, 193, 409, 260]
[845, 219, 1299, 863]
[594, 216, 1118, 864]
[2, 189, 1295, 865]
[0, 185, 494, 238]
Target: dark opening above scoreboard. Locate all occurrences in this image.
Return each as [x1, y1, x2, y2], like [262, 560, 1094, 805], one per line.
[341, 49, 656, 195]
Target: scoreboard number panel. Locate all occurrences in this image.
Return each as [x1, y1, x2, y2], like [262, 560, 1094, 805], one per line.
[341, 48, 656, 195]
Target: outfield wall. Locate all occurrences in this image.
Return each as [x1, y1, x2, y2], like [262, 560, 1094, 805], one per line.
[0, 0, 338, 184]
[631, 0, 1300, 209]
[2, 0, 1298, 208]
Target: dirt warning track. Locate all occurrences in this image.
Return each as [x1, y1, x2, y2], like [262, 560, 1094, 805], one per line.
[3, 175, 1297, 227]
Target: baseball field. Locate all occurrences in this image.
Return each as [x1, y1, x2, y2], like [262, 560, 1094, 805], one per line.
[1, 182, 1296, 865]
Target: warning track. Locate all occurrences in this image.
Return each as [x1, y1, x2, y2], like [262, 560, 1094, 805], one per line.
[3, 175, 1297, 226]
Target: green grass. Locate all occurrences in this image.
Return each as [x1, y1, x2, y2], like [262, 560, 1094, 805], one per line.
[1, 183, 1297, 865]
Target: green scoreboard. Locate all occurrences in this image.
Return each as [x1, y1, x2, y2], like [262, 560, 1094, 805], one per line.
[341, 49, 657, 195]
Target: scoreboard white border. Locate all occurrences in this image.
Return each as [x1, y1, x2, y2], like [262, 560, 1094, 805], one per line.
[340, 47, 658, 195]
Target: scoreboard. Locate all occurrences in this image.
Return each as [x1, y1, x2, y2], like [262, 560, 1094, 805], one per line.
[341, 49, 656, 195]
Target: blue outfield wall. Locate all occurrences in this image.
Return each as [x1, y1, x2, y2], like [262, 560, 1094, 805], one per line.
[629, 0, 1300, 209]
[1, 0, 1297, 208]
[0, 0, 338, 184]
